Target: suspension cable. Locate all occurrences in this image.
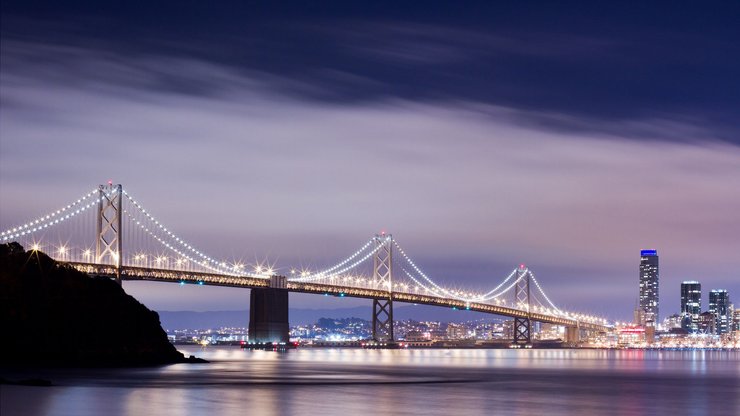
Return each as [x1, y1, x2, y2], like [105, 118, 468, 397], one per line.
[1, 189, 100, 242]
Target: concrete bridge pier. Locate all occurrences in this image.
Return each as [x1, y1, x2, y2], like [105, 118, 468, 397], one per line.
[248, 276, 289, 343]
[565, 325, 580, 345]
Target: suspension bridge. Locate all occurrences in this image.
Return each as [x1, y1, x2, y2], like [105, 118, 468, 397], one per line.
[1, 183, 610, 346]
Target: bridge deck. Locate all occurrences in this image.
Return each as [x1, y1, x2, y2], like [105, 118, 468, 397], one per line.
[67, 262, 607, 331]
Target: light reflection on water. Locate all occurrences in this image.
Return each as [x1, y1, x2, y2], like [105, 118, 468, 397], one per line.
[2, 347, 739, 416]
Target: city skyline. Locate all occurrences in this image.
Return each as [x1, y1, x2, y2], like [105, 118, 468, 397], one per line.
[2, 2, 739, 321]
[2, 3, 739, 415]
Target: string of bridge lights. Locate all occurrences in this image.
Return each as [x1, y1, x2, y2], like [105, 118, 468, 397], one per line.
[399, 267, 488, 301]
[400, 268, 455, 299]
[401, 265, 516, 303]
[291, 238, 376, 280]
[477, 269, 519, 299]
[291, 242, 385, 282]
[391, 241, 569, 310]
[0, 185, 608, 325]
[122, 209, 250, 277]
[527, 270, 563, 314]
[393, 239, 515, 302]
[0, 188, 99, 242]
[122, 190, 233, 271]
[394, 239, 515, 302]
[391, 240, 463, 298]
[477, 273, 525, 302]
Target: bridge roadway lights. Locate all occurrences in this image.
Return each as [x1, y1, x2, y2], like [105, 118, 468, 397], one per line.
[248, 276, 290, 344]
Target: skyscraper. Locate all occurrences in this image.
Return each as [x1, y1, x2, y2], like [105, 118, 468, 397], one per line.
[680, 281, 701, 332]
[708, 289, 730, 335]
[639, 250, 659, 327]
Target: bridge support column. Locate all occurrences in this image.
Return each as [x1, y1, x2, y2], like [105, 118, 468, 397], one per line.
[513, 317, 531, 345]
[565, 325, 580, 345]
[512, 265, 531, 346]
[371, 234, 394, 343]
[248, 276, 289, 344]
[372, 298, 394, 342]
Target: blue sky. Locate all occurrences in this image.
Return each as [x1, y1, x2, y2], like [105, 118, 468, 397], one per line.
[1, 1, 739, 321]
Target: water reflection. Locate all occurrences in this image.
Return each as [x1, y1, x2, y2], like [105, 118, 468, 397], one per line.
[2, 347, 738, 416]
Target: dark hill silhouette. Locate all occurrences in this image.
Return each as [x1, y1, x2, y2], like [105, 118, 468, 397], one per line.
[0, 242, 204, 367]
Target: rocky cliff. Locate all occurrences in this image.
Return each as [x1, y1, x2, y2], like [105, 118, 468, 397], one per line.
[0, 242, 203, 367]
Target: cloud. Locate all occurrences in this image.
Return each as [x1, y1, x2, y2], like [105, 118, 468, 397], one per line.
[4, 10, 740, 144]
[1, 41, 739, 319]
[333, 21, 622, 64]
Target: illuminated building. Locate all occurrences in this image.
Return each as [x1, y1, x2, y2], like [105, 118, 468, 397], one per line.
[639, 250, 659, 327]
[618, 326, 646, 346]
[697, 311, 716, 334]
[404, 330, 431, 342]
[709, 289, 731, 335]
[664, 313, 682, 329]
[446, 323, 467, 340]
[633, 304, 644, 326]
[680, 281, 701, 332]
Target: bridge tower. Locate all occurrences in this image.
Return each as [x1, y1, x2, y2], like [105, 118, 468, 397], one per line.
[96, 183, 123, 285]
[372, 233, 394, 343]
[512, 264, 531, 346]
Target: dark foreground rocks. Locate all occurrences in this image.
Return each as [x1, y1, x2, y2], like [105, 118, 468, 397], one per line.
[0, 242, 207, 367]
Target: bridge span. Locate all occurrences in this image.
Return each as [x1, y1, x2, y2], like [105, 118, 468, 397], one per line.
[3, 183, 611, 346]
[69, 262, 608, 334]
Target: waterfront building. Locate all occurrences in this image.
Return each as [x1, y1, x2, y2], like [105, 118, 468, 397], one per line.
[664, 313, 682, 329]
[503, 320, 514, 339]
[633, 304, 644, 326]
[446, 323, 468, 340]
[734, 309, 740, 332]
[537, 323, 563, 340]
[680, 281, 701, 332]
[403, 330, 431, 342]
[639, 250, 659, 327]
[709, 289, 731, 335]
[697, 311, 716, 334]
[618, 326, 646, 346]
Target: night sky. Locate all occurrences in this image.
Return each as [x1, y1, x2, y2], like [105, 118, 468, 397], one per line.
[1, 1, 739, 321]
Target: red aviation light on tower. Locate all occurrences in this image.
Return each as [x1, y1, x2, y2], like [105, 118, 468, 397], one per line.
[519, 263, 526, 269]
[107, 180, 113, 186]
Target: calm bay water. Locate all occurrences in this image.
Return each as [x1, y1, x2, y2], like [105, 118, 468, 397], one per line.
[2, 347, 739, 416]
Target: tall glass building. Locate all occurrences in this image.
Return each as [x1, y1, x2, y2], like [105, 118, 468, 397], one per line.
[708, 289, 731, 335]
[680, 281, 701, 332]
[639, 250, 659, 327]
